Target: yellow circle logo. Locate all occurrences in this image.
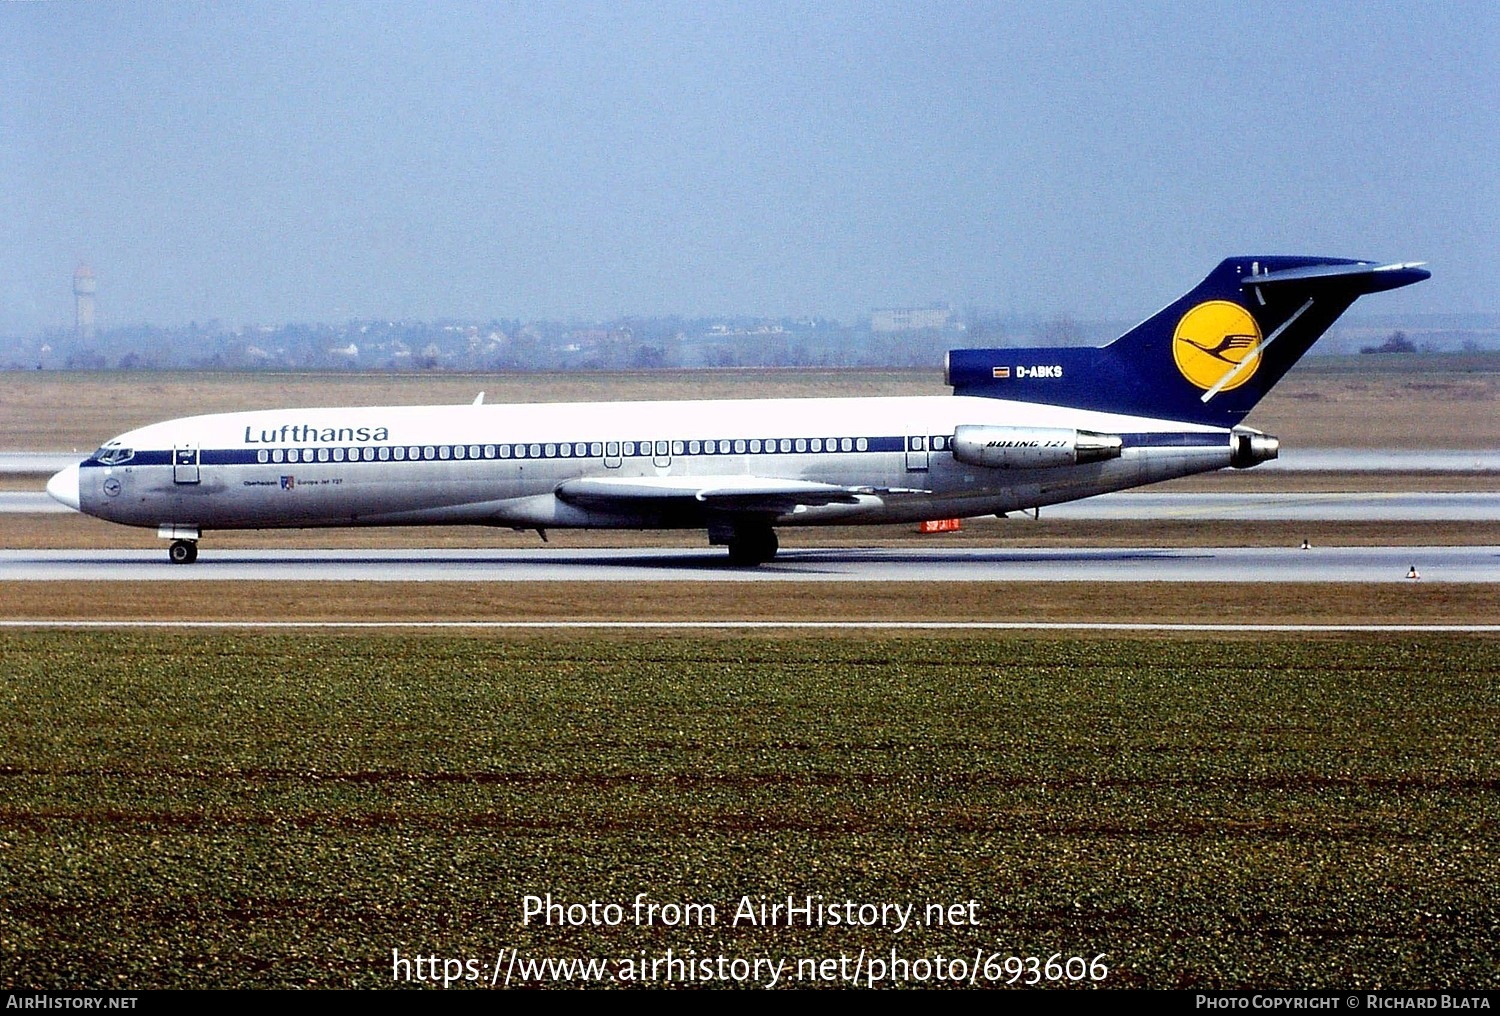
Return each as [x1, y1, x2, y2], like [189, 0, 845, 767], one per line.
[1172, 301, 1262, 391]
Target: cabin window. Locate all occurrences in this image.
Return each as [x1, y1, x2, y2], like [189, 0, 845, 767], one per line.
[437, 446, 450, 460]
[258, 450, 270, 463]
[749, 439, 761, 453]
[734, 439, 746, 454]
[394, 446, 406, 460]
[649, 440, 664, 457]
[811, 438, 822, 452]
[795, 438, 807, 453]
[590, 442, 602, 457]
[454, 445, 466, 459]
[499, 444, 511, 458]
[484, 445, 496, 458]
[559, 443, 572, 458]
[378, 446, 390, 460]
[544, 443, 555, 457]
[423, 446, 435, 460]
[529, 444, 541, 458]
[469, 445, 481, 459]
[333, 447, 346, 462]
[840, 438, 853, 452]
[689, 440, 700, 455]
[778, 439, 789, 453]
[605, 441, 619, 457]
[407, 447, 419, 459]
[671, 440, 684, 455]
[317, 448, 330, 462]
[856, 437, 868, 451]
[362, 447, 374, 461]
[933, 436, 947, 451]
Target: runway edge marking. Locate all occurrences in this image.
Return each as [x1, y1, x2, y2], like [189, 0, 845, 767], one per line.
[2, 620, 1499, 633]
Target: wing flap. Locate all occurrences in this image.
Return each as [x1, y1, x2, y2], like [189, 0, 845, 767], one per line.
[556, 475, 867, 514]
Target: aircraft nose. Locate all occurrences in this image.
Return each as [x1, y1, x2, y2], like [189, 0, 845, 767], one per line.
[46, 464, 81, 511]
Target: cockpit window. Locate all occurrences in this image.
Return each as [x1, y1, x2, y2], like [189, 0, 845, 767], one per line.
[93, 445, 134, 465]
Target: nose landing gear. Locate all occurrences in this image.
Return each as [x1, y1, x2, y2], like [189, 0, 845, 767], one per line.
[158, 525, 202, 565]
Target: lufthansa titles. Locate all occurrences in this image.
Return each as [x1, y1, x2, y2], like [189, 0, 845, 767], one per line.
[244, 423, 390, 444]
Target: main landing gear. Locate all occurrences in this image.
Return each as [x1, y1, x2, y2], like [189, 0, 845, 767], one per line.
[721, 523, 778, 567]
[168, 539, 198, 564]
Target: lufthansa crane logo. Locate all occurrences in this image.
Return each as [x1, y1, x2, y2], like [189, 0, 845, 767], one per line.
[1172, 301, 1262, 392]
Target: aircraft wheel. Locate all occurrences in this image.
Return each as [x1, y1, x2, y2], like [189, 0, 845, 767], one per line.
[727, 526, 777, 566]
[168, 539, 198, 564]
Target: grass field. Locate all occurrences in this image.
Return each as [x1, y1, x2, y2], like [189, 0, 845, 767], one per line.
[0, 633, 1495, 990]
[0, 580, 1498, 627]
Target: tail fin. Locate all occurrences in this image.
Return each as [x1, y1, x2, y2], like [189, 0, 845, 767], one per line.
[946, 256, 1429, 427]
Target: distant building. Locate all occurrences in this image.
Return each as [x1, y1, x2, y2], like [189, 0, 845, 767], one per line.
[1360, 330, 1417, 354]
[871, 303, 950, 333]
[73, 264, 96, 341]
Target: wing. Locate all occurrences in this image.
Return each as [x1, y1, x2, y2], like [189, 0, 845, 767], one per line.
[555, 475, 903, 515]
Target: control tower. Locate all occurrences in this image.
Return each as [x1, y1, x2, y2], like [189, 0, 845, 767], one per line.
[73, 263, 96, 341]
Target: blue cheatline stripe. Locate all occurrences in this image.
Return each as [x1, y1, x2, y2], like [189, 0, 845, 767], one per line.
[81, 430, 1228, 469]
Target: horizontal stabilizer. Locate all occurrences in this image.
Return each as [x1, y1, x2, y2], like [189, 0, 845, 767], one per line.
[1243, 261, 1430, 294]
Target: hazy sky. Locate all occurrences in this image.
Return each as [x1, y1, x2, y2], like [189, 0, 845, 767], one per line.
[3, 2, 1494, 332]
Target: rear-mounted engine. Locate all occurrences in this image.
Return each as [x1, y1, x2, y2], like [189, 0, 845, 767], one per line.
[951, 425, 1123, 469]
[1230, 428, 1280, 468]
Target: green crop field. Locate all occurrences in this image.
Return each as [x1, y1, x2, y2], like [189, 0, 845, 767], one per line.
[1, 633, 1496, 990]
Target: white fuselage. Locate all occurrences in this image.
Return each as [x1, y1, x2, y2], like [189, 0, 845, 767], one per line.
[64, 393, 1239, 533]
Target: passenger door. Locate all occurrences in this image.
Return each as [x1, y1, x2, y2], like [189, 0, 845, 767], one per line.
[173, 443, 200, 484]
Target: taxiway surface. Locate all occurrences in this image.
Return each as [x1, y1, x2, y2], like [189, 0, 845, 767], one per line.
[1, 545, 1494, 582]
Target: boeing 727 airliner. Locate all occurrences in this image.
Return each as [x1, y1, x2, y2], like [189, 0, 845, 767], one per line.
[46, 256, 1428, 564]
